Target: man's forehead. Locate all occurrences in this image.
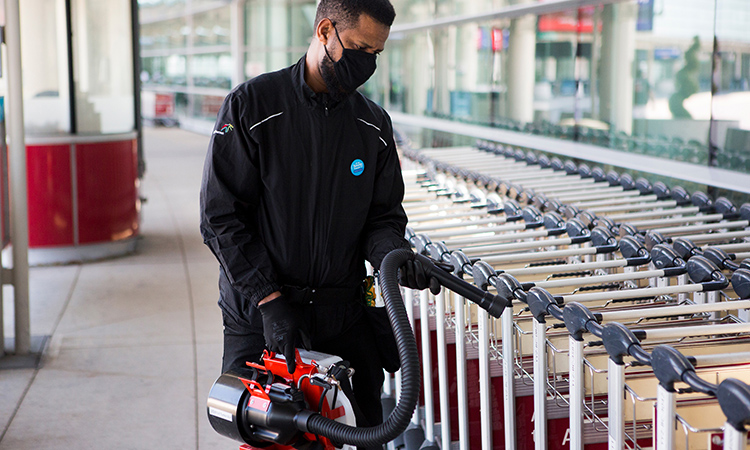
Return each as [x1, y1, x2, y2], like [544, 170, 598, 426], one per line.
[344, 14, 390, 49]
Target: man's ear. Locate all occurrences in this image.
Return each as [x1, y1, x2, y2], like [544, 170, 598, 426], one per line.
[316, 18, 334, 45]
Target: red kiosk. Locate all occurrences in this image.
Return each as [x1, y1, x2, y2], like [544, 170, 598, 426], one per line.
[20, 0, 142, 265]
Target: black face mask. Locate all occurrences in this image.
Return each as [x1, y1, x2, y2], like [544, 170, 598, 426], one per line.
[323, 22, 377, 93]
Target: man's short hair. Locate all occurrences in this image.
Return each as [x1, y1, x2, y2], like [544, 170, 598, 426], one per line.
[314, 0, 396, 30]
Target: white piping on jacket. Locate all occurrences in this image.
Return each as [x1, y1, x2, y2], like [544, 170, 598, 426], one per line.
[249, 112, 284, 131]
[357, 118, 387, 147]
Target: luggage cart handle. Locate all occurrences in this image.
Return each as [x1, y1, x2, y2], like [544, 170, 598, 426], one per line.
[472, 262, 526, 303]
[525, 287, 564, 323]
[595, 216, 619, 236]
[591, 226, 619, 252]
[687, 255, 728, 290]
[542, 212, 567, 236]
[741, 203, 750, 221]
[485, 193, 503, 212]
[563, 302, 602, 341]
[672, 237, 701, 260]
[732, 269, 750, 299]
[645, 230, 669, 250]
[521, 205, 544, 229]
[565, 218, 592, 244]
[471, 262, 525, 319]
[620, 235, 651, 266]
[601, 322, 649, 365]
[715, 197, 739, 219]
[471, 260, 499, 291]
[651, 244, 687, 276]
[413, 253, 507, 318]
[718, 378, 750, 432]
[425, 241, 451, 264]
[651, 345, 715, 394]
[447, 250, 481, 278]
[703, 247, 741, 271]
[504, 200, 524, 221]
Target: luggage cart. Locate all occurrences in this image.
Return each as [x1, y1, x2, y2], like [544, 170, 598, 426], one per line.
[399, 142, 750, 450]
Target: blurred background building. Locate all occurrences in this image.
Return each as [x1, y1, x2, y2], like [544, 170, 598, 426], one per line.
[138, 0, 750, 178]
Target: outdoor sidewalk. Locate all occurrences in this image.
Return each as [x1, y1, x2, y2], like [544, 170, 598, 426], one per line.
[0, 126, 237, 449]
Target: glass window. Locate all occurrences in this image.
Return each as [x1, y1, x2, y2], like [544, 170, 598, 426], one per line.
[288, 2, 317, 49]
[391, 0, 502, 24]
[244, 1, 315, 75]
[142, 55, 188, 87]
[141, 17, 189, 51]
[20, 0, 71, 135]
[191, 0, 230, 9]
[244, 50, 306, 80]
[712, 0, 750, 174]
[384, 36, 406, 112]
[72, 0, 135, 134]
[242, 1, 315, 79]
[193, 7, 231, 47]
[624, 0, 715, 163]
[138, 0, 187, 21]
[190, 93, 227, 121]
[190, 53, 233, 89]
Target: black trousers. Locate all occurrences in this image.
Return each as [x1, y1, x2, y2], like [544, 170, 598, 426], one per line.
[221, 293, 386, 444]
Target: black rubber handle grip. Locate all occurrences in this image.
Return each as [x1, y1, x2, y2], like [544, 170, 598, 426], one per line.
[414, 253, 508, 318]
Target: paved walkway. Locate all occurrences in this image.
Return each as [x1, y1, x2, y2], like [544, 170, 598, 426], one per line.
[0, 127, 237, 449]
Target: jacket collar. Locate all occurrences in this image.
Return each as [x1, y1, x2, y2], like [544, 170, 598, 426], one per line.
[292, 55, 348, 112]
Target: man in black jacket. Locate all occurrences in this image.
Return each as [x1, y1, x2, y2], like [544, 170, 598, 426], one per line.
[200, 0, 434, 433]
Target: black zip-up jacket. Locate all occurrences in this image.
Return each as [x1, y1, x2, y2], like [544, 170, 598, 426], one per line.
[200, 56, 409, 321]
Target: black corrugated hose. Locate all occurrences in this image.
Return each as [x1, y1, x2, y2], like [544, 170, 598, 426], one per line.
[303, 248, 420, 447]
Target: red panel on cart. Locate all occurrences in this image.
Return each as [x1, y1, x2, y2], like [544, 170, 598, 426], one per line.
[76, 140, 139, 244]
[27, 144, 74, 247]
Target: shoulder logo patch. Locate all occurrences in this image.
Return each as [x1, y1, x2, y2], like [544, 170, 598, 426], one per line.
[213, 123, 234, 135]
[350, 159, 365, 177]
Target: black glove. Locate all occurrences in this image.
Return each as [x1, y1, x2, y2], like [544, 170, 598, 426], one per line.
[258, 296, 310, 374]
[399, 259, 441, 295]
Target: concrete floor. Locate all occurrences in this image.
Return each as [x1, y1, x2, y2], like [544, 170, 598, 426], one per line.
[0, 127, 238, 449]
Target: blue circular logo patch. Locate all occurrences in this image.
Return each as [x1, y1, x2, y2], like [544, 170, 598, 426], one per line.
[350, 159, 365, 176]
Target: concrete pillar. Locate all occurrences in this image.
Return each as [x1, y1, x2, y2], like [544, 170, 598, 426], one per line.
[599, 2, 638, 135]
[267, 3, 290, 70]
[432, 28, 452, 116]
[506, 13, 536, 124]
[5, 0, 31, 356]
[377, 43, 391, 110]
[590, 6, 601, 118]
[407, 33, 431, 115]
[440, 21, 479, 121]
[230, 0, 246, 87]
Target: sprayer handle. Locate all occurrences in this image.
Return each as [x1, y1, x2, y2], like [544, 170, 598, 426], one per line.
[413, 253, 508, 318]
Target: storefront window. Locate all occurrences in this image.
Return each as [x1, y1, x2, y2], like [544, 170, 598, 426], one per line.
[73, 0, 135, 134]
[20, 0, 71, 135]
